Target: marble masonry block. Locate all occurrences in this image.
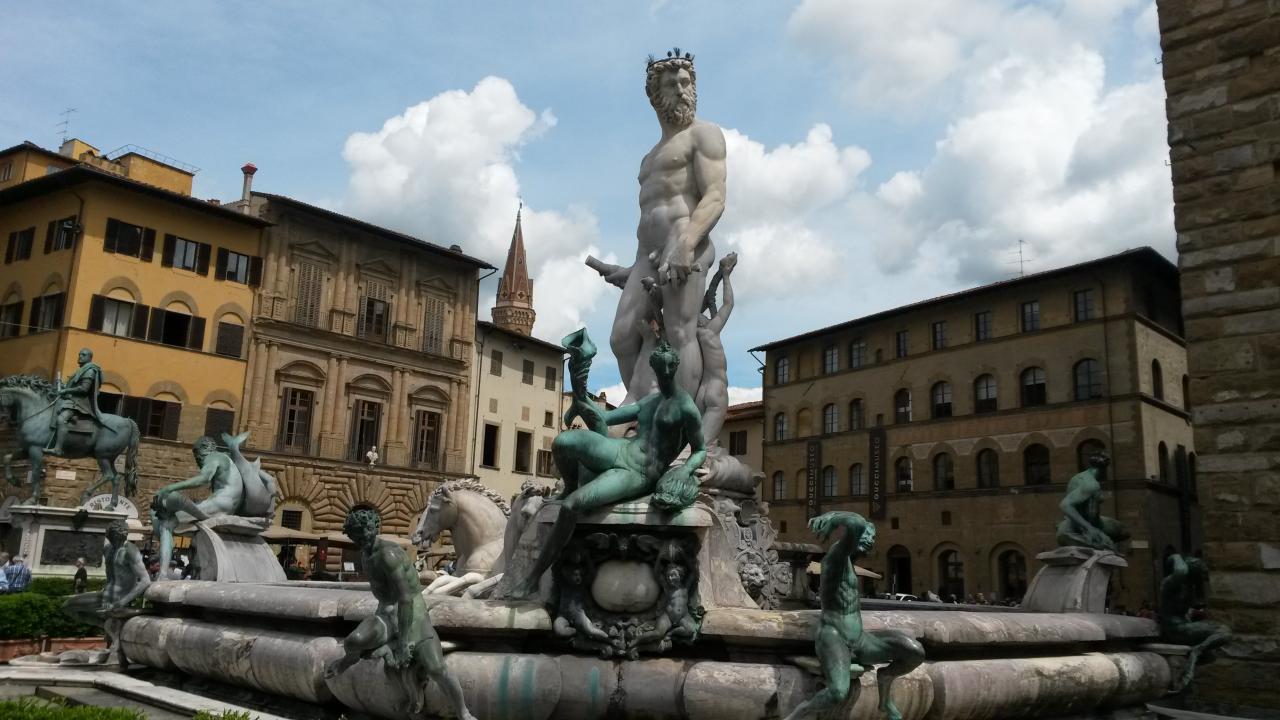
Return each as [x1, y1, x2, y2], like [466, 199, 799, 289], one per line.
[553, 655, 618, 719]
[190, 518, 286, 583]
[1022, 547, 1127, 613]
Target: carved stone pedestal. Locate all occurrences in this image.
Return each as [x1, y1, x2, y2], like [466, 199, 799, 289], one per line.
[1022, 546, 1127, 613]
[184, 516, 285, 583]
[1, 504, 130, 579]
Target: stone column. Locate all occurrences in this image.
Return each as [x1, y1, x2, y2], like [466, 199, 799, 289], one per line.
[385, 368, 408, 466]
[260, 343, 280, 440]
[248, 339, 269, 431]
[321, 357, 348, 459]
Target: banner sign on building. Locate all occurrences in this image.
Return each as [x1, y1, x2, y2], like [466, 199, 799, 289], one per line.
[806, 440, 822, 519]
[869, 427, 887, 520]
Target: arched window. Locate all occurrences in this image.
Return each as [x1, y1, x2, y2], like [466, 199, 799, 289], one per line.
[771, 471, 786, 500]
[1151, 360, 1164, 400]
[976, 449, 1000, 488]
[1020, 367, 1047, 407]
[1158, 441, 1170, 483]
[895, 457, 913, 492]
[1182, 374, 1190, 410]
[774, 413, 789, 441]
[974, 374, 997, 413]
[849, 399, 864, 430]
[822, 404, 839, 434]
[1077, 439, 1107, 471]
[997, 549, 1027, 601]
[894, 389, 912, 423]
[938, 550, 965, 600]
[931, 382, 953, 418]
[850, 464, 865, 495]
[933, 453, 955, 490]
[822, 465, 837, 497]
[775, 357, 790, 385]
[1023, 444, 1051, 485]
[1073, 359, 1103, 400]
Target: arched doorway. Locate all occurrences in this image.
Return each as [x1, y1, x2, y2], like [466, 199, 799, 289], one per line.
[938, 549, 965, 600]
[997, 549, 1027, 602]
[887, 545, 912, 596]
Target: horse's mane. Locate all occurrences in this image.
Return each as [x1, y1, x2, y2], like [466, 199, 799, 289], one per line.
[0, 375, 57, 401]
[432, 479, 511, 516]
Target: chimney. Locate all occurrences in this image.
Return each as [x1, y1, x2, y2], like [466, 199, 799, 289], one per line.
[240, 163, 258, 213]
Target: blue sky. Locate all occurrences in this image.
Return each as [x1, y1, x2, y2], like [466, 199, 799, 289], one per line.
[1, 1, 1172, 401]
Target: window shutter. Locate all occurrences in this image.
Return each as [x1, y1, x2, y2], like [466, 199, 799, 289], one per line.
[140, 228, 156, 261]
[88, 295, 105, 331]
[121, 396, 142, 423]
[161, 402, 182, 441]
[147, 308, 166, 342]
[104, 219, 118, 254]
[294, 262, 322, 326]
[50, 293, 64, 328]
[161, 234, 176, 267]
[215, 248, 229, 280]
[64, 216, 77, 250]
[422, 296, 445, 354]
[44, 222, 55, 254]
[6, 301, 22, 336]
[196, 243, 212, 276]
[27, 297, 42, 332]
[356, 296, 367, 337]
[130, 304, 150, 340]
[215, 322, 244, 357]
[248, 256, 263, 287]
[4, 232, 14, 264]
[187, 316, 206, 351]
[204, 407, 235, 442]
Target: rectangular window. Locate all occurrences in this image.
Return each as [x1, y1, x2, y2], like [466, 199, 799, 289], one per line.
[850, 399, 864, 430]
[0, 301, 23, 338]
[514, 430, 532, 473]
[278, 388, 313, 454]
[103, 218, 155, 260]
[97, 392, 122, 415]
[481, 423, 500, 468]
[422, 296, 446, 354]
[120, 396, 181, 440]
[544, 411, 554, 428]
[490, 350, 503, 376]
[1020, 301, 1040, 332]
[98, 297, 134, 337]
[4, 227, 34, 264]
[204, 407, 235, 443]
[849, 341, 866, 369]
[216, 248, 260, 285]
[281, 510, 304, 531]
[146, 308, 204, 350]
[294, 261, 324, 327]
[729, 430, 748, 456]
[412, 410, 442, 469]
[29, 293, 65, 332]
[974, 311, 992, 341]
[0, 162, 10, 182]
[162, 235, 209, 274]
[45, 216, 76, 253]
[522, 359, 535, 385]
[941, 510, 952, 526]
[1073, 289, 1095, 322]
[895, 330, 909, 359]
[358, 297, 389, 341]
[545, 366, 558, 391]
[536, 449, 556, 477]
[348, 400, 382, 462]
[822, 345, 839, 374]
[931, 321, 947, 350]
[214, 322, 244, 358]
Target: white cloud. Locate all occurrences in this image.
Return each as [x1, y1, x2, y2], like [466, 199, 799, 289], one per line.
[727, 386, 762, 405]
[342, 76, 603, 342]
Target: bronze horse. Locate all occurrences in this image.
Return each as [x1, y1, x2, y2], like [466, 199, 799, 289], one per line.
[0, 375, 139, 508]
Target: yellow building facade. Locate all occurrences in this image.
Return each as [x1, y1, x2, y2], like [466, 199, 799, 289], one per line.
[0, 139, 266, 514]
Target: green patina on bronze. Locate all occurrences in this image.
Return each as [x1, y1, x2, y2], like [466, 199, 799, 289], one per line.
[510, 329, 707, 598]
[1159, 554, 1232, 691]
[784, 512, 924, 720]
[325, 507, 477, 720]
[62, 519, 151, 665]
[1056, 451, 1130, 551]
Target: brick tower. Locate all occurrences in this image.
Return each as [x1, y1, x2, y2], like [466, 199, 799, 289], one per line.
[491, 206, 535, 335]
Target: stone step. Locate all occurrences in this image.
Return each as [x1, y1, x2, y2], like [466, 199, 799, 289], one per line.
[36, 685, 189, 720]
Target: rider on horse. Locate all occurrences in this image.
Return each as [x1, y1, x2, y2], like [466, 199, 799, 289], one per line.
[45, 348, 107, 457]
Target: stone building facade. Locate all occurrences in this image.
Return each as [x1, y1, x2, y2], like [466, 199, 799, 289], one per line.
[1158, 0, 1280, 709]
[233, 190, 493, 539]
[719, 400, 764, 474]
[755, 248, 1196, 610]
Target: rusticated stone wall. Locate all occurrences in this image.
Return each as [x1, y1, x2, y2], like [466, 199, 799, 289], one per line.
[1157, 0, 1280, 710]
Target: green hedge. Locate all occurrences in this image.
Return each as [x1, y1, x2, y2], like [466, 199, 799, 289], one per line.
[0, 593, 98, 640]
[0, 698, 143, 719]
[27, 576, 108, 598]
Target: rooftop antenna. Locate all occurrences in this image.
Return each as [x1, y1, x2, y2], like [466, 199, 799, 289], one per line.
[1006, 238, 1033, 277]
[56, 108, 76, 145]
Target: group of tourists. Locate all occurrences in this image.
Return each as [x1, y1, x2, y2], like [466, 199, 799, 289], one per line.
[0, 551, 32, 593]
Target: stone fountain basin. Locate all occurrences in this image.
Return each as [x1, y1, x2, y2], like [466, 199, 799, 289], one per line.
[122, 581, 1172, 720]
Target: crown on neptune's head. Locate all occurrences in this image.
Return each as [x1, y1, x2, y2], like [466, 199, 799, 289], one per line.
[647, 47, 695, 70]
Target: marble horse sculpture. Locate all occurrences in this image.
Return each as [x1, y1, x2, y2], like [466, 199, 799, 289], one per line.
[411, 479, 511, 596]
[0, 369, 140, 508]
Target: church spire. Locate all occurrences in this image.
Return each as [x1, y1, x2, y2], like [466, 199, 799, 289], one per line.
[492, 203, 536, 335]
